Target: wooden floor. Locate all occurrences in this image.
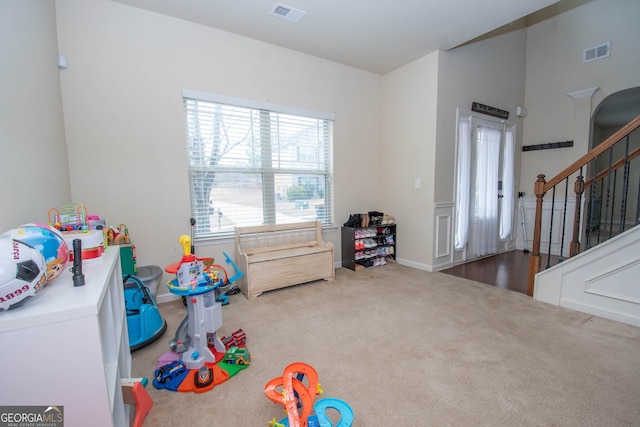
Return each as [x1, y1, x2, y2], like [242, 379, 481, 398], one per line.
[440, 250, 531, 295]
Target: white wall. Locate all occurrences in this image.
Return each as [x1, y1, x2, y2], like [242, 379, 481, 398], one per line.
[521, 0, 640, 197]
[55, 0, 383, 298]
[382, 52, 439, 270]
[0, 1, 71, 232]
[380, 28, 528, 271]
[434, 30, 528, 268]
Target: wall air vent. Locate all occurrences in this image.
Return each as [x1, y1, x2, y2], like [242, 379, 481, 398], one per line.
[583, 42, 610, 63]
[269, 3, 306, 23]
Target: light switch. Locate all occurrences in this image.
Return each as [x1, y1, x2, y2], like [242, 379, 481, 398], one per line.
[415, 179, 421, 189]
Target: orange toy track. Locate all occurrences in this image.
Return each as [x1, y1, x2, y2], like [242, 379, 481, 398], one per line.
[176, 363, 229, 393]
[264, 363, 321, 427]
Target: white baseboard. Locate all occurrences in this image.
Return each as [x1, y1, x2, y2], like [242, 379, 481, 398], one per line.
[156, 293, 182, 304]
[397, 257, 433, 272]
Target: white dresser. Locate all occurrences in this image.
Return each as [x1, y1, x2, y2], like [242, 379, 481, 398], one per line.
[0, 246, 131, 426]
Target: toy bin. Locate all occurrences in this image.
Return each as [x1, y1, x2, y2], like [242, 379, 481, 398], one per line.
[136, 265, 163, 298]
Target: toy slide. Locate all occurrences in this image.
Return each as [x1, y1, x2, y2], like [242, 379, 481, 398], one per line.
[270, 397, 354, 427]
[265, 377, 314, 426]
[265, 363, 319, 427]
[314, 398, 354, 427]
[265, 363, 353, 427]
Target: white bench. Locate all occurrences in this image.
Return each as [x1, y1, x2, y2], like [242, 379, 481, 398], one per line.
[235, 221, 335, 300]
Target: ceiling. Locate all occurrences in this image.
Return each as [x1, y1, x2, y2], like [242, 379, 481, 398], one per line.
[110, 0, 561, 75]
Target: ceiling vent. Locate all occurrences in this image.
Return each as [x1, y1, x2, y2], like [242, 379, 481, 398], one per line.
[269, 3, 306, 23]
[583, 42, 610, 63]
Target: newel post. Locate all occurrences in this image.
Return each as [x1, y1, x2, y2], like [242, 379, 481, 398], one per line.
[527, 174, 546, 297]
[570, 176, 584, 257]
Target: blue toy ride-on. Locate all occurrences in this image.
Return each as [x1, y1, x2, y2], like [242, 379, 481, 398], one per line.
[124, 275, 167, 351]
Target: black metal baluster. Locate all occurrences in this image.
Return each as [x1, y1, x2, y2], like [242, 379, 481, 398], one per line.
[559, 177, 569, 262]
[546, 186, 556, 269]
[610, 168, 617, 238]
[586, 161, 598, 249]
[603, 147, 613, 241]
[619, 135, 631, 233]
[596, 169, 604, 245]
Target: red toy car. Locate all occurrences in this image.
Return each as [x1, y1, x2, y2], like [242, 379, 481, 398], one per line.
[220, 328, 247, 350]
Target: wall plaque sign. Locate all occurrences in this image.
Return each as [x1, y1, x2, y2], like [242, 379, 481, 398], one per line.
[471, 102, 509, 120]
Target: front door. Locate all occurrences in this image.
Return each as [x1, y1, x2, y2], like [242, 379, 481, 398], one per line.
[455, 111, 516, 262]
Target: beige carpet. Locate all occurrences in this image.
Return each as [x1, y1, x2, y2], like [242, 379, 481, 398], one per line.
[131, 264, 640, 426]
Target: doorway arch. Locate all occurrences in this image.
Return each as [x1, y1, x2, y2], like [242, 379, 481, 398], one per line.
[592, 86, 640, 147]
[588, 86, 640, 234]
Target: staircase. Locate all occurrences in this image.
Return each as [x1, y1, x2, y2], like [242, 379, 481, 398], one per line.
[528, 115, 640, 327]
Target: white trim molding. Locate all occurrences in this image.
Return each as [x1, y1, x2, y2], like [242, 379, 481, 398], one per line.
[534, 225, 640, 327]
[567, 87, 599, 100]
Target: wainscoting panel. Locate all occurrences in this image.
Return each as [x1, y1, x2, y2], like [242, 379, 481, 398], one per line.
[534, 225, 640, 327]
[433, 202, 454, 270]
[585, 258, 640, 304]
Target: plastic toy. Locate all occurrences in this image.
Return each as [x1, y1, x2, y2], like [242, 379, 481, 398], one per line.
[0, 237, 48, 311]
[61, 229, 104, 263]
[114, 224, 131, 244]
[223, 346, 251, 365]
[265, 363, 354, 427]
[163, 234, 226, 370]
[121, 378, 153, 427]
[0, 224, 68, 283]
[153, 223, 248, 393]
[131, 381, 153, 427]
[195, 366, 214, 388]
[155, 360, 188, 386]
[220, 328, 247, 350]
[124, 275, 167, 351]
[48, 204, 91, 231]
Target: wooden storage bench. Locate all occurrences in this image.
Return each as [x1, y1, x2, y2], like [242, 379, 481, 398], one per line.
[235, 221, 335, 300]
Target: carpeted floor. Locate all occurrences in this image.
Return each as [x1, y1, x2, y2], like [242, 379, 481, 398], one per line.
[131, 263, 640, 426]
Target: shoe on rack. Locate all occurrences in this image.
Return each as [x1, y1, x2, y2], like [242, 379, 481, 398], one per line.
[344, 214, 360, 228]
[368, 211, 383, 225]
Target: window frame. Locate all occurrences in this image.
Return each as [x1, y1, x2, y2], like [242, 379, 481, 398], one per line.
[181, 89, 335, 241]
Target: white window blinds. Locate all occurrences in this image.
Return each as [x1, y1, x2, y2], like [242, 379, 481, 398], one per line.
[183, 92, 334, 238]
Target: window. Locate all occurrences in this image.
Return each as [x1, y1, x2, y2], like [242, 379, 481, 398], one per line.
[182, 90, 335, 239]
